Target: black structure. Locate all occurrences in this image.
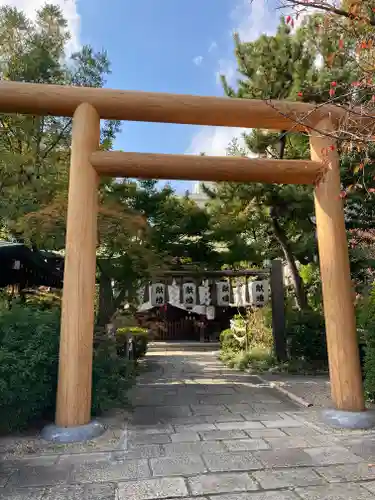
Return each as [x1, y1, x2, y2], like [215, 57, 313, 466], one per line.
[0, 241, 63, 289]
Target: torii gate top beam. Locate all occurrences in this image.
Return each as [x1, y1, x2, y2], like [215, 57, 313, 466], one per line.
[0, 81, 345, 130]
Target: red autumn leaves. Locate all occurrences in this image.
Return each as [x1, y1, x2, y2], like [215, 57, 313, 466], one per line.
[285, 15, 295, 28]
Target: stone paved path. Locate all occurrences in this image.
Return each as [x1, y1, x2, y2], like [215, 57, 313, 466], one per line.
[2, 343, 375, 499]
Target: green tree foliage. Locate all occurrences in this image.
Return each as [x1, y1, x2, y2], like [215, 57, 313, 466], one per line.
[210, 9, 375, 305]
[0, 4, 220, 327]
[210, 22, 320, 309]
[0, 4, 120, 247]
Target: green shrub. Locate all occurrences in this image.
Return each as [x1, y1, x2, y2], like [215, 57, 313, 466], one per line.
[299, 263, 323, 310]
[0, 305, 135, 433]
[364, 334, 375, 401]
[219, 328, 241, 352]
[247, 306, 273, 348]
[359, 288, 375, 400]
[0, 305, 60, 432]
[91, 339, 135, 414]
[220, 345, 274, 372]
[285, 308, 327, 362]
[117, 326, 149, 359]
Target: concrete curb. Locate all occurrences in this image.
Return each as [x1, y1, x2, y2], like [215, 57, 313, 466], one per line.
[41, 420, 106, 443]
[253, 373, 313, 408]
[322, 409, 375, 430]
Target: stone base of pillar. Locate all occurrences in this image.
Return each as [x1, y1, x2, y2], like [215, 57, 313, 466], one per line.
[41, 420, 105, 443]
[321, 409, 375, 430]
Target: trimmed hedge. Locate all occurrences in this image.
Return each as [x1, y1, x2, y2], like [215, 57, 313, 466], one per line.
[0, 304, 135, 433]
[285, 308, 327, 363]
[116, 326, 149, 359]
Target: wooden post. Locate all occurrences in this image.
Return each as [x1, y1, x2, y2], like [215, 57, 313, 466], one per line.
[55, 103, 100, 427]
[310, 117, 364, 412]
[270, 260, 287, 362]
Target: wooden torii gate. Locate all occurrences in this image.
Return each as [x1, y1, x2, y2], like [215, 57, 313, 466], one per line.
[0, 81, 367, 436]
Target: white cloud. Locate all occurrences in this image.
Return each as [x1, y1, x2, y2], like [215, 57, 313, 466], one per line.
[208, 41, 218, 53]
[0, 0, 81, 54]
[216, 58, 237, 86]
[193, 55, 203, 66]
[189, 0, 280, 159]
[216, 0, 277, 87]
[186, 126, 252, 156]
[230, 0, 279, 42]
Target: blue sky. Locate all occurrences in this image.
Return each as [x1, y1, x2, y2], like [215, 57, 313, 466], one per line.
[5, 0, 280, 192]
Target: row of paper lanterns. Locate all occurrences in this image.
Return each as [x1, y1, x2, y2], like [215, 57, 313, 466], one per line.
[140, 279, 269, 309]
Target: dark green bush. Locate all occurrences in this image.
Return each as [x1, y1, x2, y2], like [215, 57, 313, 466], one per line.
[364, 335, 375, 401]
[359, 289, 375, 400]
[0, 305, 60, 432]
[117, 326, 149, 359]
[0, 305, 135, 433]
[285, 308, 327, 363]
[91, 339, 135, 414]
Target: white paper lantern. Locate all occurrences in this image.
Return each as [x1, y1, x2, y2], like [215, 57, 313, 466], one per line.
[192, 305, 205, 315]
[198, 280, 211, 306]
[168, 279, 180, 306]
[136, 286, 145, 305]
[206, 305, 215, 320]
[182, 282, 196, 309]
[230, 284, 248, 307]
[249, 280, 269, 306]
[151, 283, 165, 307]
[216, 281, 230, 307]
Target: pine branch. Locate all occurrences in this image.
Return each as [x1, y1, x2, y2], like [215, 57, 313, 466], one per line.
[283, 0, 375, 26]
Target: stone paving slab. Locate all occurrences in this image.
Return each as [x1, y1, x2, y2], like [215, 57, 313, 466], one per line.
[253, 448, 314, 468]
[295, 482, 372, 499]
[199, 429, 248, 440]
[150, 454, 207, 476]
[223, 438, 270, 451]
[202, 451, 263, 471]
[117, 476, 188, 499]
[70, 459, 151, 483]
[315, 462, 375, 482]
[188, 471, 258, 495]
[7, 464, 72, 488]
[304, 446, 363, 466]
[207, 492, 301, 500]
[111, 445, 165, 460]
[171, 432, 201, 442]
[253, 467, 325, 489]
[44, 483, 117, 499]
[163, 440, 226, 455]
[0, 488, 46, 499]
[3, 343, 375, 499]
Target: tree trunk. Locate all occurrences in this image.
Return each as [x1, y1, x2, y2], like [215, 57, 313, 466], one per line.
[96, 269, 116, 327]
[270, 207, 308, 310]
[96, 266, 129, 328]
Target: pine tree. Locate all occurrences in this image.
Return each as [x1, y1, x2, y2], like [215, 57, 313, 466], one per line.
[213, 20, 319, 309]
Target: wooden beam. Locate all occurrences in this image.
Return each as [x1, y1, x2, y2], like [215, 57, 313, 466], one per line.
[55, 103, 100, 427]
[310, 117, 365, 412]
[90, 151, 323, 185]
[0, 81, 345, 130]
[160, 270, 269, 277]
